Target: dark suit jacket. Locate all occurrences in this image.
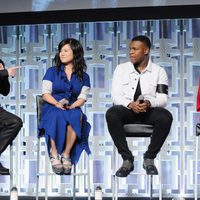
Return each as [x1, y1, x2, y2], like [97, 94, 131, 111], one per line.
[0, 69, 10, 111]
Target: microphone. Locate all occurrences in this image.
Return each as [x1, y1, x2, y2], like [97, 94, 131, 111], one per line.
[137, 95, 144, 104]
[59, 98, 69, 106]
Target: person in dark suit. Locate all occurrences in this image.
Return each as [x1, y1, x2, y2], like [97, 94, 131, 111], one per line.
[0, 59, 23, 175]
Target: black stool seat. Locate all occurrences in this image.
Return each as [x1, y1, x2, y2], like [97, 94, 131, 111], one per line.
[124, 124, 153, 137]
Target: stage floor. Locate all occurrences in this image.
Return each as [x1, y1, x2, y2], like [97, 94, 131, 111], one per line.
[0, 197, 199, 200]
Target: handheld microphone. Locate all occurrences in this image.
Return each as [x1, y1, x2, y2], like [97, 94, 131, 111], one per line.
[137, 95, 144, 104]
[59, 98, 69, 106]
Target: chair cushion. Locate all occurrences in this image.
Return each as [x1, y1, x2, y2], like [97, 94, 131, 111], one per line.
[124, 124, 153, 137]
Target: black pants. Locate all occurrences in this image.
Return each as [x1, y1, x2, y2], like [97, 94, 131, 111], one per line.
[106, 105, 173, 161]
[0, 108, 23, 155]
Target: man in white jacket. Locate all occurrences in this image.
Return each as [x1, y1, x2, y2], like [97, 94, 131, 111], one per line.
[106, 35, 173, 177]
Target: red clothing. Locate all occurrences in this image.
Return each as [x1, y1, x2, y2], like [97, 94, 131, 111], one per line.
[197, 81, 200, 112]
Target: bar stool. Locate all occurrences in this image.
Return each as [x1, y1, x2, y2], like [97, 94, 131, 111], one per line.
[35, 95, 91, 200]
[195, 123, 200, 200]
[112, 124, 162, 200]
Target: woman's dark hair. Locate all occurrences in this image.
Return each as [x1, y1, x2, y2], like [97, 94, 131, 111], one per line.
[54, 38, 87, 80]
[0, 59, 5, 68]
[131, 35, 151, 49]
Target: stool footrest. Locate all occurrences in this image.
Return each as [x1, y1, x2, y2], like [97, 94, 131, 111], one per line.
[124, 124, 153, 137]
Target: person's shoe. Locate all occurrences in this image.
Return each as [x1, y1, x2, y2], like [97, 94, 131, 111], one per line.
[143, 158, 158, 175]
[0, 162, 10, 175]
[115, 159, 134, 177]
[61, 155, 72, 175]
[50, 154, 64, 175]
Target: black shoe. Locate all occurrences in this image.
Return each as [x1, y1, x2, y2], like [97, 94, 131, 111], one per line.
[116, 159, 134, 177]
[143, 158, 158, 175]
[0, 162, 10, 175]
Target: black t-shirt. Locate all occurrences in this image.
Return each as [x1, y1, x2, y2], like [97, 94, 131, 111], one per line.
[133, 66, 142, 101]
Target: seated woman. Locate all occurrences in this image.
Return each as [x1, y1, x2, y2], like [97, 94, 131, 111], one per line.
[38, 38, 91, 175]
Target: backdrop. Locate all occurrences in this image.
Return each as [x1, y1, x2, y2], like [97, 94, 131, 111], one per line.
[0, 18, 199, 198]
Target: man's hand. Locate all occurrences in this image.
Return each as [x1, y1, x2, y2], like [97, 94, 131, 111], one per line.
[7, 66, 21, 77]
[128, 100, 150, 113]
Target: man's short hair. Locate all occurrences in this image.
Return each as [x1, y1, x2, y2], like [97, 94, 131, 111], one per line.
[131, 35, 151, 49]
[0, 59, 5, 68]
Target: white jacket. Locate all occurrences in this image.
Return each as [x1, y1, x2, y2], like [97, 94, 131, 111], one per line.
[111, 59, 168, 108]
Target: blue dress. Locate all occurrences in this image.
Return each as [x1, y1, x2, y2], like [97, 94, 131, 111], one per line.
[38, 65, 91, 165]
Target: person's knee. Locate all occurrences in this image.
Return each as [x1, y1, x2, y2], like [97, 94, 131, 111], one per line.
[105, 107, 113, 121]
[6, 116, 22, 140]
[164, 109, 173, 124]
[157, 108, 173, 125]
[13, 116, 23, 129]
[167, 111, 173, 124]
[105, 106, 119, 122]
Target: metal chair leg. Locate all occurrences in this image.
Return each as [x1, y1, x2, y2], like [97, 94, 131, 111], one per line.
[45, 147, 48, 200]
[158, 153, 162, 200]
[112, 174, 117, 200]
[73, 165, 76, 200]
[195, 134, 199, 200]
[36, 137, 40, 200]
[195, 123, 200, 200]
[87, 154, 91, 200]
[114, 176, 118, 200]
[10, 143, 13, 190]
[112, 146, 118, 200]
[36, 137, 48, 200]
[150, 175, 153, 200]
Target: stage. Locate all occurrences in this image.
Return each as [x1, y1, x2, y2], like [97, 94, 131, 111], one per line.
[0, 197, 199, 200]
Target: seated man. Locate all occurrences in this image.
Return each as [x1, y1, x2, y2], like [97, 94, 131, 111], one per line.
[106, 35, 173, 177]
[0, 59, 23, 175]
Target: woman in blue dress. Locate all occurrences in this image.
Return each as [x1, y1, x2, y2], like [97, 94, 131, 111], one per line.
[38, 38, 91, 175]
